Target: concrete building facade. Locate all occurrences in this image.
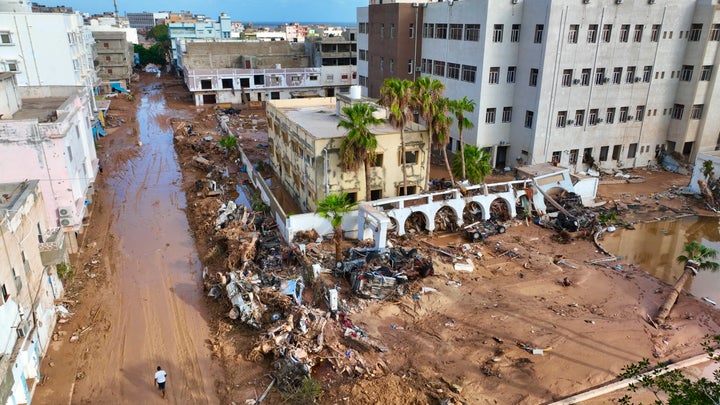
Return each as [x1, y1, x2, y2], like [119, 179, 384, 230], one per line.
[266, 94, 429, 212]
[91, 30, 134, 88]
[126, 11, 168, 30]
[358, 0, 720, 172]
[0, 180, 65, 405]
[178, 41, 357, 105]
[0, 75, 98, 246]
[168, 12, 232, 63]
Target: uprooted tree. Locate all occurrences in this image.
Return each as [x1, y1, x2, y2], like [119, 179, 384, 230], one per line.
[655, 241, 719, 324]
[618, 335, 719, 404]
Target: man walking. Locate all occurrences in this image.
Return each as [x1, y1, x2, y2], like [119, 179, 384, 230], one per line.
[154, 366, 167, 398]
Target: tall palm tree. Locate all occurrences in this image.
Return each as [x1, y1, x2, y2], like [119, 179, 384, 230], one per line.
[432, 98, 455, 185]
[452, 145, 492, 184]
[412, 77, 445, 191]
[448, 97, 476, 181]
[379, 78, 414, 196]
[337, 103, 384, 202]
[655, 241, 719, 323]
[316, 193, 356, 263]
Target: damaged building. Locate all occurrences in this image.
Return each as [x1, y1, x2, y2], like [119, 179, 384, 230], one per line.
[266, 91, 430, 212]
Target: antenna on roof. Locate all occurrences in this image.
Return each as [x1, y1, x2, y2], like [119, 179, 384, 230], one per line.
[113, 0, 118, 18]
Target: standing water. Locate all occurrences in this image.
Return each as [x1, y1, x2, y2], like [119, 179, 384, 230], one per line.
[600, 216, 720, 306]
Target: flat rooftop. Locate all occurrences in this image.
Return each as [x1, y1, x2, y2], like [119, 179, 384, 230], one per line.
[517, 163, 569, 178]
[12, 97, 66, 122]
[0, 180, 38, 213]
[271, 97, 413, 140]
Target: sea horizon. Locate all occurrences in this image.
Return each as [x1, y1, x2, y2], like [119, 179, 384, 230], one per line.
[246, 21, 356, 28]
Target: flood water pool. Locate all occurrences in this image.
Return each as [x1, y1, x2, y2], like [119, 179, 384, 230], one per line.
[600, 216, 720, 306]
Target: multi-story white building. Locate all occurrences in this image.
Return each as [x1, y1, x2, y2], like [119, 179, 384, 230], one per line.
[0, 180, 65, 405]
[168, 12, 232, 64]
[359, 0, 720, 171]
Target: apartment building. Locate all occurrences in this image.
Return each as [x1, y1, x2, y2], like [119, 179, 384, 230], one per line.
[266, 93, 429, 211]
[178, 40, 357, 105]
[0, 180, 66, 405]
[126, 11, 169, 30]
[0, 74, 98, 250]
[168, 12, 231, 63]
[90, 30, 134, 89]
[358, 0, 720, 171]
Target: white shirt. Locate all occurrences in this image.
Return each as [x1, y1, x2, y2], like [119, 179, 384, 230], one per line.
[155, 370, 167, 384]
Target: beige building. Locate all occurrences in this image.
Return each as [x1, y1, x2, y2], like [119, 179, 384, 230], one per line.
[267, 93, 429, 212]
[0, 180, 66, 405]
[91, 30, 134, 90]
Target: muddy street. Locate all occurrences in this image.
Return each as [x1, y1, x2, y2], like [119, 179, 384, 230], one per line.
[35, 77, 220, 404]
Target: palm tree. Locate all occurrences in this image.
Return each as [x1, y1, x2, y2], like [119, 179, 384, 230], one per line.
[316, 193, 356, 263]
[655, 241, 720, 323]
[412, 77, 445, 191]
[379, 78, 414, 196]
[432, 98, 455, 185]
[448, 97, 476, 180]
[452, 145, 492, 184]
[337, 103, 384, 202]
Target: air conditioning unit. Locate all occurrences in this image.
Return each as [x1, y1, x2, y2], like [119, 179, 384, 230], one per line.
[583, 0, 590, 3]
[572, 79, 580, 85]
[16, 321, 30, 338]
[57, 206, 73, 218]
[603, 77, 610, 83]
[512, 0, 519, 4]
[634, 77, 642, 82]
[499, 140, 507, 145]
[567, 119, 575, 125]
[597, 118, 604, 123]
[60, 217, 75, 227]
[627, 115, 635, 120]
[648, 0, 655, 3]
[616, 0, 623, 4]
[415, 66, 421, 72]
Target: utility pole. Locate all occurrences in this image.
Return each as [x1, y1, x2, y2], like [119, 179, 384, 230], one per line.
[113, 0, 118, 18]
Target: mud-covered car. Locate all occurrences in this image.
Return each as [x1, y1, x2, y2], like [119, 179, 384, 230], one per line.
[465, 220, 507, 242]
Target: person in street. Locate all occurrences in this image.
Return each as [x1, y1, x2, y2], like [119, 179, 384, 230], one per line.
[154, 366, 167, 398]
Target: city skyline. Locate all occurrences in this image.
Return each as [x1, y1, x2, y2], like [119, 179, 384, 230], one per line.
[53, 0, 366, 24]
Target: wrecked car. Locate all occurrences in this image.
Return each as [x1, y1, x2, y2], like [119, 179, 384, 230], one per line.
[464, 220, 507, 242]
[226, 273, 264, 329]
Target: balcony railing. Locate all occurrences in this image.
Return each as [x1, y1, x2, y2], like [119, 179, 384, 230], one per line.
[39, 227, 65, 266]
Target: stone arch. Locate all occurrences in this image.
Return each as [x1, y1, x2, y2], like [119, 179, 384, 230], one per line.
[463, 201, 485, 223]
[434, 206, 460, 233]
[404, 211, 428, 235]
[489, 198, 512, 220]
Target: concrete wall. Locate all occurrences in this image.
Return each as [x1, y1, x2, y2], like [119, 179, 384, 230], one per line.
[0, 73, 20, 118]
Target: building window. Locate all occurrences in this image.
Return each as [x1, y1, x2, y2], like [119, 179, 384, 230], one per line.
[450, 24, 463, 40]
[507, 66, 516, 83]
[636, 105, 645, 121]
[689, 24, 703, 41]
[569, 149, 579, 165]
[433, 60, 445, 76]
[493, 24, 503, 42]
[651, 24, 661, 42]
[436, 24, 447, 39]
[359, 75, 367, 86]
[620, 24, 630, 42]
[524, 111, 534, 128]
[465, 24, 480, 41]
[587, 24, 598, 43]
[711, 24, 720, 41]
[534, 24, 544, 43]
[409, 23, 415, 38]
[423, 23, 435, 38]
[606, 107, 616, 124]
[680, 65, 694, 81]
[359, 22, 368, 34]
[602, 24, 612, 42]
[502, 107, 512, 123]
[461, 65, 476, 82]
[643, 66, 652, 82]
[511, 24, 520, 42]
[390, 23, 396, 38]
[625, 66, 636, 83]
[612, 67, 622, 84]
[1, 283, 8, 303]
[486, 108, 496, 124]
[599, 146, 609, 161]
[372, 153, 383, 167]
[581, 68, 591, 86]
[421, 58, 431, 74]
[380, 57, 384, 71]
[390, 58, 395, 74]
[380, 23, 385, 39]
[568, 24, 579, 44]
[589, 108, 599, 125]
[489, 67, 500, 84]
[575, 109, 585, 126]
[562, 69, 573, 87]
[627, 143, 638, 159]
[619, 106, 629, 122]
[701, 65, 713, 81]
[404, 150, 419, 164]
[612, 145, 622, 160]
[633, 25, 644, 42]
[0, 32, 11, 44]
[595, 68, 606, 85]
[557, 111, 567, 128]
[359, 49, 367, 61]
[529, 68, 538, 86]
[690, 104, 704, 120]
[447, 63, 460, 79]
[6, 61, 18, 72]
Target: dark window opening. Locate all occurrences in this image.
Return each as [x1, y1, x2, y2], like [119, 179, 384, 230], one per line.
[370, 189, 382, 201]
[254, 75, 265, 85]
[221, 78, 233, 89]
[240, 78, 250, 88]
[200, 80, 212, 89]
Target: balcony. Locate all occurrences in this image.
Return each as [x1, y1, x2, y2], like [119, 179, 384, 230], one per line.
[39, 227, 65, 266]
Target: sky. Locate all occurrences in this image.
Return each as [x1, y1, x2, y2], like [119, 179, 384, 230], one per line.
[55, 0, 367, 24]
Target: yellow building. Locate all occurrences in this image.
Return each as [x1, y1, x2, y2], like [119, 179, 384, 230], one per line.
[266, 93, 429, 212]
